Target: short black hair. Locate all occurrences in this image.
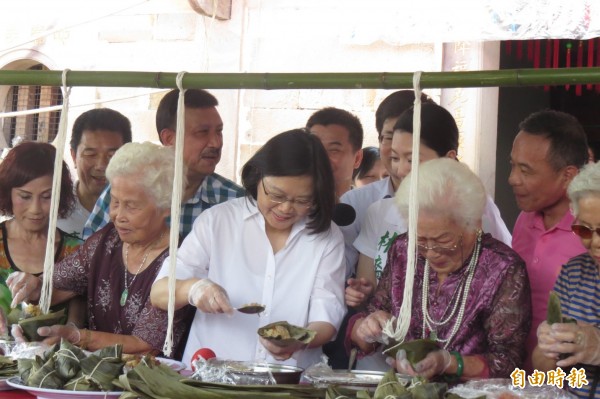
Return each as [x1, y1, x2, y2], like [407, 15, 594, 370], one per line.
[241, 129, 335, 234]
[306, 107, 363, 152]
[70, 108, 132, 151]
[155, 89, 219, 143]
[393, 103, 459, 157]
[0, 141, 75, 217]
[353, 146, 380, 180]
[375, 90, 434, 137]
[519, 110, 589, 171]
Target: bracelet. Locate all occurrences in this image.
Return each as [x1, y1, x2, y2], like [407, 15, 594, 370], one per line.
[443, 351, 464, 382]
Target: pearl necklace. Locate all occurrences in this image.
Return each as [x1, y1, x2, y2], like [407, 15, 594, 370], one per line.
[421, 230, 482, 349]
[120, 230, 165, 307]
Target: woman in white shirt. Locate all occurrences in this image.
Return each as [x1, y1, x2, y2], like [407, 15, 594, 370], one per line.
[151, 129, 346, 369]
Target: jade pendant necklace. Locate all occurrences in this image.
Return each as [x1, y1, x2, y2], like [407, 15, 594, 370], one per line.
[120, 231, 165, 307]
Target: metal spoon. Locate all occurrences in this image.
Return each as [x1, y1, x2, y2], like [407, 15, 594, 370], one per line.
[235, 303, 266, 315]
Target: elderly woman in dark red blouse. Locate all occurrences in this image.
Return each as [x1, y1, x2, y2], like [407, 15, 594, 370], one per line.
[348, 158, 531, 381]
[7, 142, 189, 356]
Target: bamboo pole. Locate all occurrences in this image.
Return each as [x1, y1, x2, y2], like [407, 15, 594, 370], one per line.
[1, 68, 600, 89]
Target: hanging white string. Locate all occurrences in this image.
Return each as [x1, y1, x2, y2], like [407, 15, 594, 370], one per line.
[382, 71, 423, 343]
[39, 69, 71, 315]
[163, 71, 187, 356]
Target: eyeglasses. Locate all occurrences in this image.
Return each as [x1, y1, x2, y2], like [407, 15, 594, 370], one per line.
[572, 224, 600, 240]
[417, 235, 462, 256]
[261, 180, 313, 210]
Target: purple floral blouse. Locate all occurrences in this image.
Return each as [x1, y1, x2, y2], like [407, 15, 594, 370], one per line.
[347, 233, 532, 377]
[53, 223, 188, 355]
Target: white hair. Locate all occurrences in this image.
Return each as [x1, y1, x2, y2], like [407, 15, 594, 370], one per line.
[395, 158, 485, 230]
[106, 142, 184, 210]
[568, 161, 600, 217]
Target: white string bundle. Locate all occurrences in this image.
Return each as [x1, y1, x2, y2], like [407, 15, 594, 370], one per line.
[163, 72, 187, 356]
[382, 71, 423, 343]
[39, 69, 71, 314]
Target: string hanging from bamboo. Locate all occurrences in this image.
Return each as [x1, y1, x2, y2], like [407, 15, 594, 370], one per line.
[382, 70, 423, 344]
[163, 71, 187, 356]
[39, 69, 72, 314]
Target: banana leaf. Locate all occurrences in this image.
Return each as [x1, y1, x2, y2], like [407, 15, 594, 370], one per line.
[18, 309, 67, 341]
[0, 355, 17, 377]
[18, 357, 39, 382]
[547, 291, 563, 325]
[373, 368, 409, 399]
[26, 356, 65, 389]
[63, 372, 103, 391]
[383, 338, 439, 367]
[55, 339, 86, 380]
[79, 353, 124, 391]
[257, 321, 317, 347]
[410, 381, 448, 398]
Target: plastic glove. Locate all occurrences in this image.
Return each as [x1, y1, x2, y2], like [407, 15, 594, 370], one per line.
[393, 348, 452, 379]
[0, 308, 8, 337]
[6, 272, 42, 308]
[354, 310, 391, 350]
[259, 336, 306, 361]
[536, 321, 562, 360]
[345, 278, 374, 308]
[188, 279, 233, 315]
[37, 323, 81, 346]
[11, 324, 26, 343]
[543, 320, 600, 367]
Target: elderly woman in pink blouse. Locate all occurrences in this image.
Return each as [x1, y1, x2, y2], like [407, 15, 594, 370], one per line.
[348, 158, 531, 381]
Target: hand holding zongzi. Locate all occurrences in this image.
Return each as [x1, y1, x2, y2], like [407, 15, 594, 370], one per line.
[37, 323, 81, 346]
[393, 348, 452, 380]
[540, 320, 600, 367]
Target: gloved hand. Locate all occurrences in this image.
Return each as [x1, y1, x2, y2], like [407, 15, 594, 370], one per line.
[354, 310, 391, 347]
[345, 278, 374, 308]
[37, 323, 82, 346]
[259, 336, 306, 361]
[541, 320, 600, 367]
[6, 272, 42, 308]
[11, 324, 27, 343]
[393, 348, 452, 380]
[188, 279, 233, 315]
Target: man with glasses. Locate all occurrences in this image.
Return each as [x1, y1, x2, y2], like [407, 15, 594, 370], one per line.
[509, 109, 589, 372]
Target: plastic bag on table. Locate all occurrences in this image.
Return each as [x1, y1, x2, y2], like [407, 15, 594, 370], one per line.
[190, 357, 276, 385]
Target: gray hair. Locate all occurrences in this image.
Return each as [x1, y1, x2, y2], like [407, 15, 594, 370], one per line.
[568, 161, 600, 217]
[395, 158, 485, 230]
[106, 142, 183, 210]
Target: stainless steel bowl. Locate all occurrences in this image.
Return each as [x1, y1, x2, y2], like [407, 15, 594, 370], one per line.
[227, 362, 304, 384]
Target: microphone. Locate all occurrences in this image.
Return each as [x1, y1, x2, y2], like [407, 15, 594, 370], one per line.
[332, 203, 356, 226]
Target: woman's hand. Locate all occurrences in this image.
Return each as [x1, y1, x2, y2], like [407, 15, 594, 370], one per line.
[540, 320, 600, 367]
[393, 349, 452, 380]
[259, 337, 305, 361]
[37, 323, 82, 346]
[351, 310, 392, 353]
[6, 272, 42, 307]
[187, 279, 233, 315]
[345, 278, 374, 308]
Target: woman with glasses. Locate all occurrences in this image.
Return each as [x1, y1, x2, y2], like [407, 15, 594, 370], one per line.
[534, 161, 600, 398]
[151, 129, 345, 369]
[347, 158, 531, 381]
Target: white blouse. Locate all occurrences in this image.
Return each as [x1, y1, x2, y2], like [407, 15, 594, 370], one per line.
[155, 197, 346, 370]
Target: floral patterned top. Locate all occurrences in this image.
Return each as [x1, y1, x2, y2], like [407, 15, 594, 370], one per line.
[0, 220, 82, 285]
[346, 233, 532, 378]
[53, 223, 188, 355]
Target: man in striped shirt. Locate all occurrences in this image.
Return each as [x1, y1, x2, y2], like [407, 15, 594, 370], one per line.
[82, 89, 244, 240]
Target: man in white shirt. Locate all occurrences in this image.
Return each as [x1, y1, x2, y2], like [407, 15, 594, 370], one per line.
[307, 107, 364, 200]
[339, 91, 433, 277]
[57, 108, 131, 239]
